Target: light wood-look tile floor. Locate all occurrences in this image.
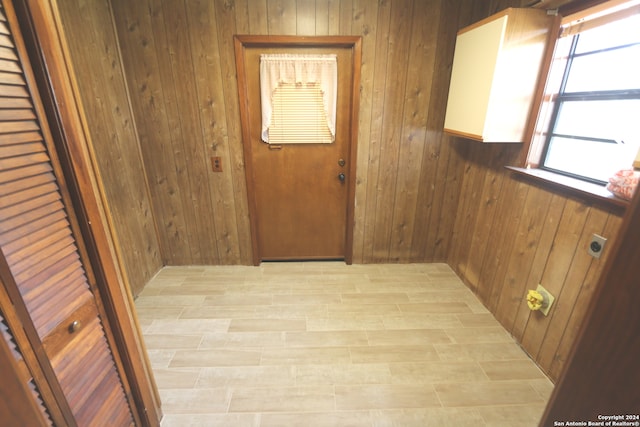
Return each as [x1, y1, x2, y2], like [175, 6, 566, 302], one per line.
[135, 262, 553, 427]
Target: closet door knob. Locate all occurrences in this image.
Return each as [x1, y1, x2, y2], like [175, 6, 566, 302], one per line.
[69, 320, 82, 333]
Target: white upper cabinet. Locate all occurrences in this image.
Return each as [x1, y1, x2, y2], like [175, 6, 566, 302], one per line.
[444, 8, 558, 143]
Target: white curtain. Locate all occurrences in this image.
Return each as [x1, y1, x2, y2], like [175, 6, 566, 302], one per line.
[260, 54, 337, 143]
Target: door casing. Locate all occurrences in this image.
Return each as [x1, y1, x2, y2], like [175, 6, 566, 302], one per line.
[234, 35, 362, 265]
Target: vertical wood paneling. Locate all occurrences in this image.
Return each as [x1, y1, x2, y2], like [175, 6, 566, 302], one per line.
[247, 0, 268, 34]
[412, 0, 468, 262]
[369, 0, 414, 262]
[55, 0, 161, 296]
[465, 147, 520, 289]
[338, 0, 353, 35]
[535, 205, 608, 367]
[547, 211, 622, 380]
[388, 0, 440, 261]
[212, 0, 253, 263]
[350, 0, 377, 263]
[519, 198, 591, 353]
[268, 0, 297, 35]
[186, 0, 241, 263]
[327, 0, 340, 35]
[449, 147, 487, 285]
[476, 166, 528, 305]
[107, 0, 484, 267]
[163, 1, 219, 263]
[449, 159, 625, 381]
[296, 0, 315, 35]
[234, 0, 250, 33]
[492, 184, 552, 320]
[510, 194, 566, 339]
[359, 0, 391, 262]
[315, 0, 329, 35]
[148, 0, 202, 263]
[109, 0, 190, 265]
[540, 190, 640, 427]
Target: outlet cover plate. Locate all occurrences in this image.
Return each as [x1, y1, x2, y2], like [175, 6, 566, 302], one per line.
[537, 284, 554, 316]
[588, 234, 607, 258]
[211, 156, 223, 172]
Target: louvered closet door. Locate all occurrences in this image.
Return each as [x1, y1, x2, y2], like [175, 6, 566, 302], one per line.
[0, 2, 134, 425]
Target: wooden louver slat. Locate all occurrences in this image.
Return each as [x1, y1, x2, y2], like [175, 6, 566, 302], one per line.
[0, 58, 21, 73]
[0, 107, 35, 120]
[0, 95, 29, 109]
[0, 83, 29, 97]
[0, 45, 17, 60]
[0, 195, 67, 238]
[6, 182, 60, 210]
[1, 217, 71, 262]
[0, 139, 44, 157]
[0, 180, 60, 214]
[0, 129, 40, 144]
[0, 33, 10, 44]
[0, 198, 62, 236]
[11, 233, 75, 280]
[0, 70, 25, 85]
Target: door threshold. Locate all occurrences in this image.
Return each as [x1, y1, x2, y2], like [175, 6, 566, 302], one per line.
[260, 258, 345, 263]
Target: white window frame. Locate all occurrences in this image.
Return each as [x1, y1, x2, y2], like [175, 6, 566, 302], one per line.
[526, 1, 640, 192]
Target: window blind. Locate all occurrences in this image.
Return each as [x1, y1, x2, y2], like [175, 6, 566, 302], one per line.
[268, 83, 333, 144]
[560, 0, 640, 37]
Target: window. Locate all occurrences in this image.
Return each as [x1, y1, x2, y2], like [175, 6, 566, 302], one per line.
[259, 54, 337, 144]
[539, 5, 640, 185]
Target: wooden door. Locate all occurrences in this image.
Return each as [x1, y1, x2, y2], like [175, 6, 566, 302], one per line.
[235, 36, 361, 264]
[0, 1, 135, 424]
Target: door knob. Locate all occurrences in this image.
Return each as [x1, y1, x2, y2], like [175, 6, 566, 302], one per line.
[338, 159, 346, 167]
[69, 320, 82, 333]
[338, 173, 346, 182]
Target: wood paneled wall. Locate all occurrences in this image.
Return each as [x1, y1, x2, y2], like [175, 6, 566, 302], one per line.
[55, 0, 626, 380]
[55, 0, 162, 296]
[106, 0, 495, 266]
[447, 141, 624, 381]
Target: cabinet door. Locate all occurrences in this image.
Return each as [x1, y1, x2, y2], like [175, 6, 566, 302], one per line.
[443, 8, 556, 142]
[444, 15, 507, 140]
[0, 1, 135, 425]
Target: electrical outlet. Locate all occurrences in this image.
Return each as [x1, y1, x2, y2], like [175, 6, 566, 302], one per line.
[588, 234, 607, 258]
[211, 156, 222, 172]
[537, 284, 555, 316]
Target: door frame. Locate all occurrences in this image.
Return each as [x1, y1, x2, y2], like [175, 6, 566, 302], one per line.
[234, 35, 362, 265]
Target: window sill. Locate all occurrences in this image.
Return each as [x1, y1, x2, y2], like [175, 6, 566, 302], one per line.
[506, 166, 629, 211]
